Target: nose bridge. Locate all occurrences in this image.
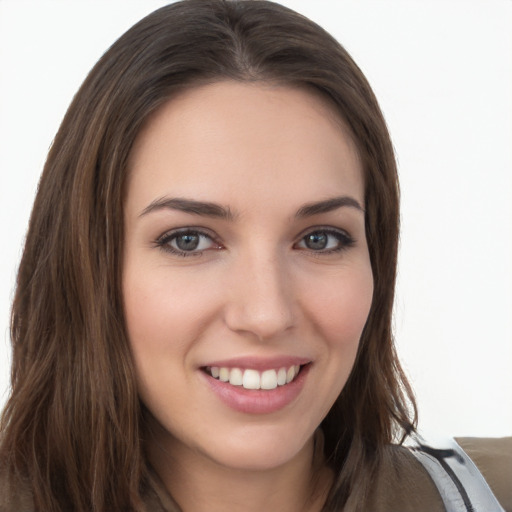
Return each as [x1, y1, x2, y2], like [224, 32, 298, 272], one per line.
[224, 244, 295, 340]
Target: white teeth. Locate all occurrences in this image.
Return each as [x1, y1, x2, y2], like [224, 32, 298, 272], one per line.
[219, 367, 230, 382]
[229, 368, 243, 386]
[207, 365, 303, 389]
[260, 369, 278, 390]
[242, 369, 260, 390]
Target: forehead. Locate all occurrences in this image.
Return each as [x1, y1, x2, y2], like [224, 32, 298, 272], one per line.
[126, 81, 364, 213]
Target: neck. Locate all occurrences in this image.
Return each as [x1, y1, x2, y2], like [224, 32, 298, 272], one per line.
[147, 424, 332, 512]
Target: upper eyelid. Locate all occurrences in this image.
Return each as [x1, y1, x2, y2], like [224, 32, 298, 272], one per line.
[157, 226, 218, 242]
[295, 225, 353, 240]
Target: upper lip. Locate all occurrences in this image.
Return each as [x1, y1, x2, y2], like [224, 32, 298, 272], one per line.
[201, 356, 311, 371]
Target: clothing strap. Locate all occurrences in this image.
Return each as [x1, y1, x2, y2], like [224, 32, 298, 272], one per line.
[406, 435, 505, 512]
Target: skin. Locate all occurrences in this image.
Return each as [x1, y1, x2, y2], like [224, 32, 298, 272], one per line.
[123, 81, 374, 512]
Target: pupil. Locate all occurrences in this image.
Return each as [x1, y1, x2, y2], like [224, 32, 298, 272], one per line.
[306, 233, 327, 250]
[176, 233, 199, 251]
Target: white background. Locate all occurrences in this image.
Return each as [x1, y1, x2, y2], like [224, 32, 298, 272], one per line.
[0, 0, 511, 437]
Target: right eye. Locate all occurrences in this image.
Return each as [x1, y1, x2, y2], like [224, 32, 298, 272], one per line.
[156, 229, 222, 256]
[294, 227, 355, 254]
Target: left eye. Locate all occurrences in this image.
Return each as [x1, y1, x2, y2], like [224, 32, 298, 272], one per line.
[296, 229, 354, 252]
[157, 230, 219, 255]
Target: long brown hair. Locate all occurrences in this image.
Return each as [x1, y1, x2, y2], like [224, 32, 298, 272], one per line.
[0, 1, 416, 510]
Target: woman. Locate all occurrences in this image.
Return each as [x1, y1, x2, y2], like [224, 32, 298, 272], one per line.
[0, 1, 510, 511]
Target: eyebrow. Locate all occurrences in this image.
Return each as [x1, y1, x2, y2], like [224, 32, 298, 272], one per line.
[295, 196, 365, 217]
[139, 197, 236, 220]
[139, 195, 364, 220]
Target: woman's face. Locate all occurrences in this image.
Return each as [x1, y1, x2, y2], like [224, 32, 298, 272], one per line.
[123, 81, 373, 472]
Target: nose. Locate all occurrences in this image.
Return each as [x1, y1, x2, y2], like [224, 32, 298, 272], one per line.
[224, 250, 295, 341]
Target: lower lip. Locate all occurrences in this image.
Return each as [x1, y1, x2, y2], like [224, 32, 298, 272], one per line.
[202, 365, 310, 414]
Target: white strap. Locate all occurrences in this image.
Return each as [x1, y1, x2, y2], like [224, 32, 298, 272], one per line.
[406, 435, 505, 512]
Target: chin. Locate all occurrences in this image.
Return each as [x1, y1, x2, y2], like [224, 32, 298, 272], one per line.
[195, 422, 315, 472]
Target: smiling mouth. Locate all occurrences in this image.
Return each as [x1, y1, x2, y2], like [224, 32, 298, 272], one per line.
[203, 364, 306, 390]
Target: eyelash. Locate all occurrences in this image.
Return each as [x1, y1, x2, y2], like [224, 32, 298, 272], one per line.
[154, 227, 355, 257]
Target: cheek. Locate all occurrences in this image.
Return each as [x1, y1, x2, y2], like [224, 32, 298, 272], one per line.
[122, 270, 202, 414]
[122, 271, 189, 402]
[122, 266, 226, 401]
[123, 268, 211, 348]
[296, 263, 374, 426]
[306, 265, 374, 348]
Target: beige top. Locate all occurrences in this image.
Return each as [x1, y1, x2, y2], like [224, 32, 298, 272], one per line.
[1, 437, 511, 511]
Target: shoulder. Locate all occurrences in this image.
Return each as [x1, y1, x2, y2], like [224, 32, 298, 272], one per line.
[365, 437, 512, 512]
[405, 435, 509, 512]
[364, 443, 446, 512]
[456, 436, 512, 512]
